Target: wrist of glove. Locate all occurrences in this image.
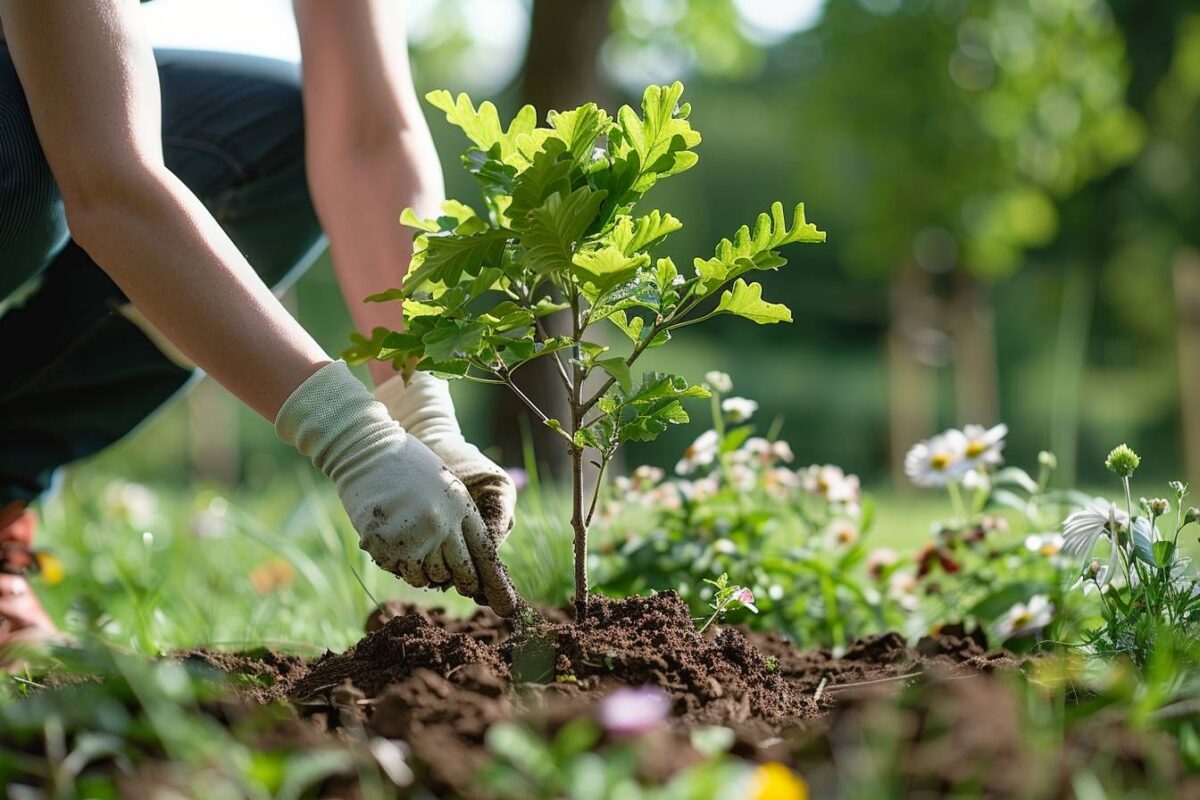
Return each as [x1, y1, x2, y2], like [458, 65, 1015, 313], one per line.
[275, 361, 517, 616]
[375, 371, 516, 545]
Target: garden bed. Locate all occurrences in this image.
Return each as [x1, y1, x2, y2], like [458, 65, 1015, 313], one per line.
[190, 592, 1022, 795]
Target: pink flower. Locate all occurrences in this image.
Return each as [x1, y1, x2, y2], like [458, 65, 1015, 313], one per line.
[598, 686, 670, 735]
[733, 587, 759, 613]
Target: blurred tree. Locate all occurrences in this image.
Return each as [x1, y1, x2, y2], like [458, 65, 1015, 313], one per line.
[791, 0, 1142, 482]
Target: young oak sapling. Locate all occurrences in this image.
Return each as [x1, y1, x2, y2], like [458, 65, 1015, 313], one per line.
[348, 83, 825, 617]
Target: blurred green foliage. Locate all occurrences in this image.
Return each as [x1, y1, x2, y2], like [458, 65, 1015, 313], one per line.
[68, 0, 1200, 501]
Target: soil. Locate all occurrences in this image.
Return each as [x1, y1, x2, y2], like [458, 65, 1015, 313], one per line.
[13, 593, 1196, 797]
[280, 592, 1019, 795]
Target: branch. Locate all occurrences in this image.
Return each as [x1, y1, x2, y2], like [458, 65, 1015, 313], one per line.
[517, 286, 574, 393]
[584, 455, 611, 528]
[497, 368, 574, 446]
[578, 319, 667, 416]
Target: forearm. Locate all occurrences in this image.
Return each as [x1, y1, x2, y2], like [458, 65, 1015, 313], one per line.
[307, 130, 443, 386]
[70, 166, 330, 419]
[294, 0, 444, 387]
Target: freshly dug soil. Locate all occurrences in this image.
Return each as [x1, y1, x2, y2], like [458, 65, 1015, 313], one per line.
[13, 593, 1194, 797]
[281, 593, 1014, 793]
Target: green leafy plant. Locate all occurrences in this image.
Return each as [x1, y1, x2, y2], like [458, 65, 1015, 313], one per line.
[1061, 445, 1200, 666]
[595, 375, 884, 648]
[348, 83, 824, 615]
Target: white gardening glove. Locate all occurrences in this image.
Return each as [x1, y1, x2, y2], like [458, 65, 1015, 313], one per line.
[275, 361, 518, 616]
[375, 371, 516, 546]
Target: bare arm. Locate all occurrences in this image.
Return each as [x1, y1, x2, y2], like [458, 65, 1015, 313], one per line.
[293, 0, 444, 386]
[0, 0, 329, 419]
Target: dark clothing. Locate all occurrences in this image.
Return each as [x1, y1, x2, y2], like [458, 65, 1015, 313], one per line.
[0, 45, 324, 506]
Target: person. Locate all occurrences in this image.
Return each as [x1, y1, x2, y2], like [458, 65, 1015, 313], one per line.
[0, 0, 520, 647]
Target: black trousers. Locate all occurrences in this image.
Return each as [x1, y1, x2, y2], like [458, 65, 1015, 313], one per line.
[0, 46, 325, 505]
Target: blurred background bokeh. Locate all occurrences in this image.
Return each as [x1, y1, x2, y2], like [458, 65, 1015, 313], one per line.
[104, 0, 1200, 496]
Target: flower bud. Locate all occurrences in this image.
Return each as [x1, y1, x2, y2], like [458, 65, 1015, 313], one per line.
[1105, 444, 1140, 479]
[1148, 498, 1170, 516]
[1169, 480, 1188, 501]
[1038, 451, 1057, 471]
[1186, 507, 1200, 526]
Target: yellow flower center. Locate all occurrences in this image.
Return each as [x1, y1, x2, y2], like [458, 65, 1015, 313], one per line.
[930, 452, 953, 471]
[1011, 612, 1031, 628]
[966, 441, 987, 458]
[1040, 543, 1059, 556]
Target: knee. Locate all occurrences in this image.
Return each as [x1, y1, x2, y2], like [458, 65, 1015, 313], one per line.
[0, 89, 69, 271]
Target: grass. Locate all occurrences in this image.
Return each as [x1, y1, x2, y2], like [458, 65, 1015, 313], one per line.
[28, 463, 954, 656]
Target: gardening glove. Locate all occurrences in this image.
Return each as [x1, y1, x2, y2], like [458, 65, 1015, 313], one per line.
[275, 361, 518, 617]
[375, 371, 517, 546]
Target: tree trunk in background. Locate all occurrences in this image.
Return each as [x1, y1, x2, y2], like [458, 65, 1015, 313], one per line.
[494, 0, 612, 479]
[948, 271, 999, 427]
[1049, 260, 1094, 486]
[1175, 249, 1200, 486]
[888, 268, 938, 488]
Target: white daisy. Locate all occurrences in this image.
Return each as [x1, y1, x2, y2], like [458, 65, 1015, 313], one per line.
[904, 430, 970, 487]
[675, 430, 719, 475]
[722, 397, 758, 423]
[825, 519, 859, 548]
[1024, 533, 1065, 557]
[961, 423, 1008, 468]
[996, 595, 1053, 638]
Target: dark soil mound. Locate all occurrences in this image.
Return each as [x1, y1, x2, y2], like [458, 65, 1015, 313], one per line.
[176, 647, 308, 703]
[547, 592, 813, 723]
[293, 611, 509, 699]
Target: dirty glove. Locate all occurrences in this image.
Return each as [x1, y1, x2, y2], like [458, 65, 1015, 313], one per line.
[376, 371, 516, 545]
[275, 361, 518, 616]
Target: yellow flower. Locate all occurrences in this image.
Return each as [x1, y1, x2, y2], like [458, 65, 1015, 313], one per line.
[35, 552, 65, 586]
[748, 763, 808, 800]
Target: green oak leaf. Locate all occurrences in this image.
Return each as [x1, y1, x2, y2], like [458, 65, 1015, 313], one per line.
[714, 279, 792, 324]
[426, 90, 536, 165]
[523, 187, 608, 276]
[402, 229, 509, 296]
[546, 103, 613, 163]
[572, 247, 649, 293]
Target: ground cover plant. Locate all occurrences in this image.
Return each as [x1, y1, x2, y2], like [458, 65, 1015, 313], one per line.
[347, 81, 825, 616]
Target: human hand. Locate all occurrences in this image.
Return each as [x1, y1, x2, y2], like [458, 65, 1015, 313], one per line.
[276, 362, 518, 616]
[376, 371, 517, 545]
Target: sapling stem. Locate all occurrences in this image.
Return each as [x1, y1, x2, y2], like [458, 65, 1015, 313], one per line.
[570, 299, 590, 619]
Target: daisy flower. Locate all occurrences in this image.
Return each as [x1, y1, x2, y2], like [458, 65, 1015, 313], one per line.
[996, 595, 1053, 638]
[1024, 533, 1065, 557]
[825, 519, 859, 549]
[904, 430, 969, 487]
[961, 423, 1008, 469]
[676, 430, 719, 475]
